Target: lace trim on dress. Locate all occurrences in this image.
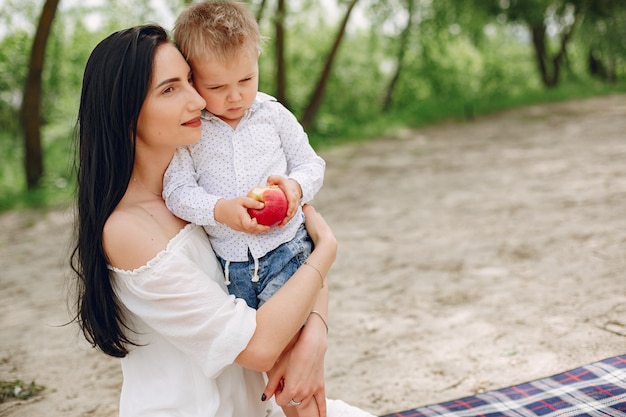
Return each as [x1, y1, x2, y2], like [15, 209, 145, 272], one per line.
[107, 223, 197, 275]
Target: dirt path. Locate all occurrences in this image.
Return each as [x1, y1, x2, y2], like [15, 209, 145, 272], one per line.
[1, 94, 625, 416]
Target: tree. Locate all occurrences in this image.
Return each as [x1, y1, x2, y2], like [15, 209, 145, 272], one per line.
[582, 0, 626, 82]
[301, 0, 359, 131]
[274, 0, 288, 105]
[381, 0, 416, 112]
[483, 0, 585, 88]
[254, 0, 268, 21]
[0, 31, 30, 137]
[21, 0, 60, 189]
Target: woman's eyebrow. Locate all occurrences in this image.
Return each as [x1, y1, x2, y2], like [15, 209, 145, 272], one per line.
[155, 77, 181, 88]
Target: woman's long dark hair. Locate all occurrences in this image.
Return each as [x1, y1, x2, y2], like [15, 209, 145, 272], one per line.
[70, 25, 168, 357]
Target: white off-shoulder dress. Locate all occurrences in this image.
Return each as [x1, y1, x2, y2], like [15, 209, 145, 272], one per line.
[109, 223, 374, 417]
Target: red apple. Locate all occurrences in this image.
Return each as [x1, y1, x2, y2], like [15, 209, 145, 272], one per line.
[247, 185, 288, 227]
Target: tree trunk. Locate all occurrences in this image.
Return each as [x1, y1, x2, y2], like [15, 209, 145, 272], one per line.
[255, 0, 267, 22]
[530, 24, 553, 87]
[530, 6, 582, 89]
[551, 8, 583, 86]
[588, 49, 606, 78]
[301, 0, 359, 131]
[21, 0, 60, 190]
[382, 0, 415, 112]
[275, 0, 287, 105]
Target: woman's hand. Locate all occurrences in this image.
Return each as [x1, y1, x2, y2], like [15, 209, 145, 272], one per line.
[263, 318, 328, 417]
[256, 204, 334, 417]
[237, 205, 333, 373]
[302, 204, 337, 257]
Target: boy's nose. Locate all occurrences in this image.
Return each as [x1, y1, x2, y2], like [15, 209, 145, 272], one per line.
[228, 87, 241, 102]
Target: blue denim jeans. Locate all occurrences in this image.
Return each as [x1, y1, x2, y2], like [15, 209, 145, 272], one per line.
[217, 224, 313, 308]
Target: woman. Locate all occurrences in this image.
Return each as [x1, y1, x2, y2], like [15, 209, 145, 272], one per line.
[70, 24, 373, 417]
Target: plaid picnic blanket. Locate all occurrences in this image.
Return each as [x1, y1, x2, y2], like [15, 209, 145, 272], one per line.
[381, 355, 626, 417]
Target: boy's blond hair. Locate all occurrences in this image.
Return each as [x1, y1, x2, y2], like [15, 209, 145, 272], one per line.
[174, 0, 262, 65]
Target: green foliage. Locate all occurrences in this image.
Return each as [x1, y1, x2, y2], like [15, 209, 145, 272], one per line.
[306, 28, 390, 135]
[0, 30, 30, 135]
[1, 0, 625, 211]
[308, 79, 626, 150]
[0, 379, 45, 403]
[578, 1, 626, 81]
[0, 124, 75, 211]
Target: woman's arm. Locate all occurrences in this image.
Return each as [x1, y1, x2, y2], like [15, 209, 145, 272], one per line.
[264, 285, 329, 416]
[235, 205, 336, 371]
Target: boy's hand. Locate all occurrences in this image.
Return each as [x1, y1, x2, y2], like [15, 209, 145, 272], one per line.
[267, 175, 302, 227]
[214, 197, 271, 234]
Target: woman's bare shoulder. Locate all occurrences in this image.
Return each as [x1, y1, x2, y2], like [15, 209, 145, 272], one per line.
[103, 203, 177, 270]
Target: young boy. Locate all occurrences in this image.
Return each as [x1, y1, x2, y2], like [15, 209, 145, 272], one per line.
[164, 0, 325, 309]
[163, 4, 327, 412]
[164, 5, 327, 408]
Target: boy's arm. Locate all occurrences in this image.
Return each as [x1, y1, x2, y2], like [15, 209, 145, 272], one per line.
[274, 104, 325, 204]
[163, 147, 221, 226]
[164, 147, 269, 233]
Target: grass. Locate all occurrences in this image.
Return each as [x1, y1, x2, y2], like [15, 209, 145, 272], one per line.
[0, 379, 45, 403]
[1, 80, 624, 213]
[309, 79, 626, 148]
[0, 123, 75, 212]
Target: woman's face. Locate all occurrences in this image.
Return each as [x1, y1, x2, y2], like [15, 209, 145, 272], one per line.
[136, 43, 206, 150]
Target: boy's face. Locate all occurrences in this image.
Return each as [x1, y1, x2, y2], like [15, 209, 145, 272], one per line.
[191, 51, 259, 129]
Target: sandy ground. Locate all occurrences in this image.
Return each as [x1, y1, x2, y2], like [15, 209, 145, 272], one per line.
[1, 94, 626, 416]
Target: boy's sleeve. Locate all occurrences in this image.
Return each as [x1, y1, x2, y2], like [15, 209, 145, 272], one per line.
[274, 104, 326, 204]
[163, 147, 221, 226]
